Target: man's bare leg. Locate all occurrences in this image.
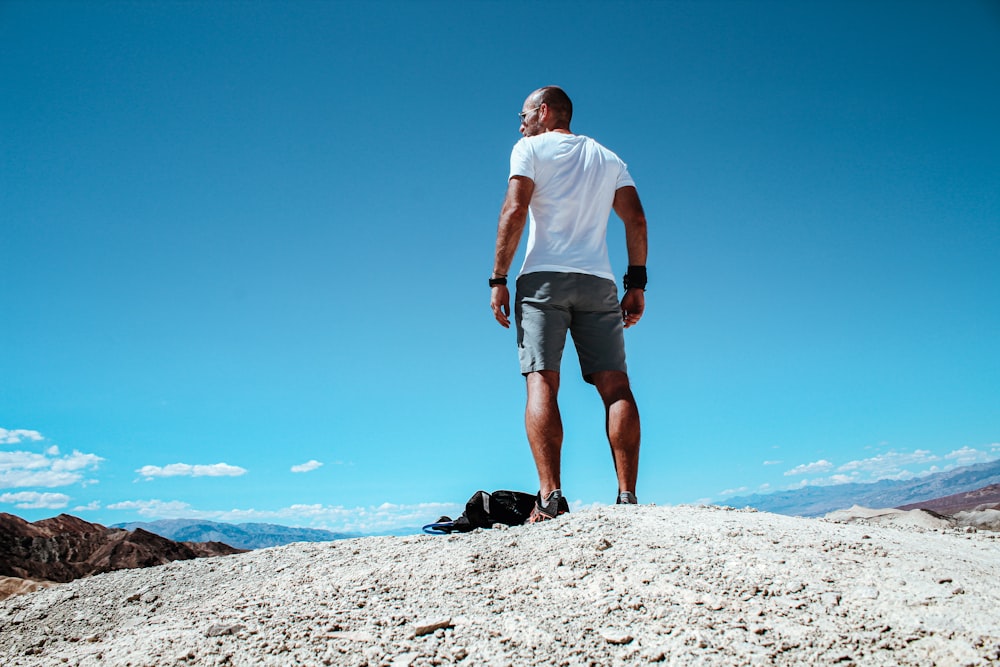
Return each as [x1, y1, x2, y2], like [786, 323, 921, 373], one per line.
[591, 370, 641, 495]
[525, 370, 563, 498]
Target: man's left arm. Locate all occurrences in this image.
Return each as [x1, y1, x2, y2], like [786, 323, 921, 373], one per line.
[613, 185, 648, 329]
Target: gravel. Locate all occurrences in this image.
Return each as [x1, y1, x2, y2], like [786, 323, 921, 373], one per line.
[2, 504, 999, 666]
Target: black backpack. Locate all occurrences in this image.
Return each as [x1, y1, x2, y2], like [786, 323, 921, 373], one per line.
[423, 490, 536, 534]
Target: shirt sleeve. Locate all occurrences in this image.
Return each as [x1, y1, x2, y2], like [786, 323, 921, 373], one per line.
[509, 138, 534, 180]
[616, 160, 636, 190]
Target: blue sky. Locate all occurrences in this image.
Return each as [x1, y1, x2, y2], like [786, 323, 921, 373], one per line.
[2, 0, 998, 533]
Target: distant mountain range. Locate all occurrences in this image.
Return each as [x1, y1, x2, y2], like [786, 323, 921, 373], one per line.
[724, 458, 1000, 516]
[111, 519, 361, 550]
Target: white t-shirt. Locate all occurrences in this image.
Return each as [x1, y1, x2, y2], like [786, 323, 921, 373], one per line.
[509, 132, 635, 281]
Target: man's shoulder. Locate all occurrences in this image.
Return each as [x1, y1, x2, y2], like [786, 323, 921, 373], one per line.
[557, 133, 621, 157]
[579, 134, 622, 156]
[516, 132, 593, 155]
[514, 133, 625, 165]
[520, 131, 586, 144]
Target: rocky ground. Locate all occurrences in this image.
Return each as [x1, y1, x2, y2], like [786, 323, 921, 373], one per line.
[1, 505, 999, 666]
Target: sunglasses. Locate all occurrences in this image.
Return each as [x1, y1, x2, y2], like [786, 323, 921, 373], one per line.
[518, 106, 541, 122]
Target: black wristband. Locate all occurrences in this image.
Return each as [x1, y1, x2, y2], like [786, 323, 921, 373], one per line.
[488, 277, 508, 287]
[623, 265, 647, 291]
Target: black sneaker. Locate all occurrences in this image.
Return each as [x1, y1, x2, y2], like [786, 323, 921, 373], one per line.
[616, 491, 638, 505]
[527, 489, 570, 523]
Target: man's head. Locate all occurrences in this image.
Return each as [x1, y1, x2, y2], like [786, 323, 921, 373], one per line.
[519, 86, 573, 137]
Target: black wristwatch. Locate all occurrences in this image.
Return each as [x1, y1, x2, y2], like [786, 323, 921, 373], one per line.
[488, 277, 508, 287]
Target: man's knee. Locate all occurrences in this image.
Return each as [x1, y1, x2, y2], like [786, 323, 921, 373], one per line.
[590, 370, 634, 404]
[526, 370, 560, 396]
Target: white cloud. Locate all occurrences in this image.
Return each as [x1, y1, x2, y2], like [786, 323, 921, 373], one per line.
[0, 491, 70, 509]
[136, 463, 247, 480]
[0, 450, 50, 471]
[222, 502, 461, 533]
[784, 447, 989, 488]
[73, 501, 101, 512]
[836, 449, 937, 477]
[291, 460, 323, 473]
[785, 460, 834, 476]
[762, 445, 1000, 496]
[825, 474, 857, 485]
[0, 428, 44, 445]
[106, 498, 462, 534]
[763, 460, 783, 466]
[51, 451, 104, 472]
[0, 469, 82, 488]
[108, 499, 194, 514]
[0, 448, 104, 489]
[943, 446, 995, 467]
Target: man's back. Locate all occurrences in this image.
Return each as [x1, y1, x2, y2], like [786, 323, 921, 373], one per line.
[510, 133, 634, 281]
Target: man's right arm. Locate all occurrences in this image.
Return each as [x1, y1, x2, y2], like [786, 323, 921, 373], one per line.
[490, 175, 535, 328]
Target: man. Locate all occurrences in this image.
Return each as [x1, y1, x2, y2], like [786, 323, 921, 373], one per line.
[490, 86, 648, 522]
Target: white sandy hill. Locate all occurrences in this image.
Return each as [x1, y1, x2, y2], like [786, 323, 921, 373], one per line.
[824, 505, 957, 531]
[2, 505, 999, 667]
[827, 504, 1000, 533]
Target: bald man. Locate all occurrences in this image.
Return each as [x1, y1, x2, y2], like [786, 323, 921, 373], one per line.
[490, 86, 649, 522]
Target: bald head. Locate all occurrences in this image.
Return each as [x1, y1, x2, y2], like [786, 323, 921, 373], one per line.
[530, 86, 573, 128]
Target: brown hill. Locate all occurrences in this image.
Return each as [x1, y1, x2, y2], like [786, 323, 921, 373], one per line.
[0, 513, 244, 596]
[896, 483, 1000, 514]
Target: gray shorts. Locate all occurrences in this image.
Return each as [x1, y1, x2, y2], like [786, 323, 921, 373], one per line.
[515, 271, 627, 384]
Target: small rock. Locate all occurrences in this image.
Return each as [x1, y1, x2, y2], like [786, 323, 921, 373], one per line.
[596, 538, 613, 551]
[326, 630, 376, 642]
[820, 592, 842, 607]
[413, 617, 452, 637]
[643, 646, 667, 662]
[205, 624, 244, 637]
[391, 652, 419, 667]
[853, 587, 879, 600]
[600, 629, 633, 644]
